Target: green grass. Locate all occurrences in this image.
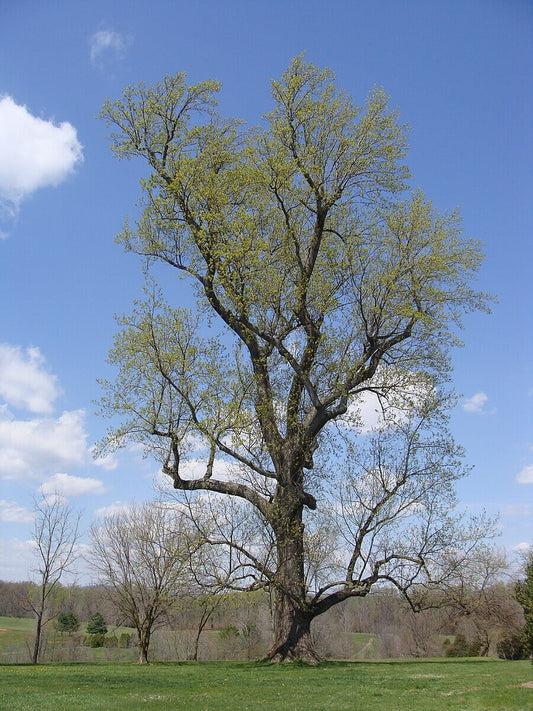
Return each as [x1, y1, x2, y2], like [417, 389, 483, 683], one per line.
[0, 616, 140, 664]
[0, 614, 34, 645]
[1, 659, 532, 711]
[0, 616, 34, 632]
[0, 616, 34, 661]
[0, 616, 137, 638]
[350, 632, 376, 657]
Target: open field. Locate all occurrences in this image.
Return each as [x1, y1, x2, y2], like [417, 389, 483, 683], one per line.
[0, 618, 378, 664]
[0, 616, 140, 664]
[2, 616, 532, 709]
[1, 659, 532, 711]
[0, 616, 266, 664]
[0, 616, 35, 662]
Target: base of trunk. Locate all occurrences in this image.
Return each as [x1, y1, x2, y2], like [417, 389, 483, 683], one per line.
[265, 634, 322, 665]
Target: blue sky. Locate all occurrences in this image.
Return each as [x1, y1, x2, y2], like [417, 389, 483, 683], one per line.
[0, 0, 531, 581]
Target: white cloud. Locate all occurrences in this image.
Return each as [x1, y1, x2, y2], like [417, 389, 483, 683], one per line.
[0, 500, 33, 523]
[0, 96, 82, 222]
[93, 500, 132, 518]
[0, 537, 36, 580]
[180, 458, 235, 480]
[90, 446, 119, 471]
[0, 345, 101, 482]
[462, 392, 490, 414]
[153, 457, 237, 492]
[513, 542, 532, 554]
[517, 465, 533, 484]
[40, 472, 105, 498]
[341, 376, 430, 434]
[0, 344, 59, 414]
[0, 404, 13, 420]
[503, 503, 532, 517]
[182, 432, 209, 454]
[0, 536, 89, 584]
[349, 390, 387, 433]
[0, 409, 87, 480]
[89, 30, 132, 68]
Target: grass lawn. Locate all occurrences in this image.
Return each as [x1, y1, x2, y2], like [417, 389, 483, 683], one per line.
[1, 659, 532, 711]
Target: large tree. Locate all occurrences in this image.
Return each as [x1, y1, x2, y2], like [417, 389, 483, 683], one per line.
[99, 56, 491, 662]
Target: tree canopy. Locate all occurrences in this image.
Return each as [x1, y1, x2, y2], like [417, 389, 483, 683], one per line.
[57, 611, 80, 635]
[99, 55, 491, 662]
[86, 612, 108, 636]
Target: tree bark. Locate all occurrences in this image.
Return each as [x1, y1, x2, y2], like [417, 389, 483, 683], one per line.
[138, 628, 151, 664]
[192, 605, 214, 661]
[31, 612, 43, 664]
[265, 507, 322, 664]
[266, 589, 320, 664]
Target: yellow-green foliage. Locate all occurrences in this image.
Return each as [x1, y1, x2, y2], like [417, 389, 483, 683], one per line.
[97, 56, 493, 661]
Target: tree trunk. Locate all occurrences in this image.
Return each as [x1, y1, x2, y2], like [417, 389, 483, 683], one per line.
[265, 509, 321, 664]
[478, 631, 490, 657]
[31, 612, 43, 664]
[192, 616, 208, 661]
[138, 628, 151, 664]
[266, 589, 320, 663]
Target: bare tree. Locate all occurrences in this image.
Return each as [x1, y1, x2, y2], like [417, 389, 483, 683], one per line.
[443, 548, 526, 655]
[188, 592, 224, 661]
[27, 493, 80, 664]
[89, 501, 193, 664]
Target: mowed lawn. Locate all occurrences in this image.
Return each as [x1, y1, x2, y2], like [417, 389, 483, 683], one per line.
[1, 659, 532, 711]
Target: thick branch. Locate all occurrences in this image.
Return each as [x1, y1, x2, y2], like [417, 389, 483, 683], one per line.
[163, 455, 272, 520]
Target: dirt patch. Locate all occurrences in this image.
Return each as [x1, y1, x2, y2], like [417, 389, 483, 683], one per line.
[0, 628, 8, 632]
[520, 682, 533, 689]
[439, 687, 481, 697]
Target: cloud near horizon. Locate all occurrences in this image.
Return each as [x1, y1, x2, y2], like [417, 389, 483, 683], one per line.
[502, 503, 532, 516]
[0, 96, 83, 230]
[513, 542, 532, 554]
[93, 500, 132, 519]
[0, 537, 37, 580]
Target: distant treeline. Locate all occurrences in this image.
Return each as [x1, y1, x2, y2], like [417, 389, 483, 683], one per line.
[0, 579, 525, 661]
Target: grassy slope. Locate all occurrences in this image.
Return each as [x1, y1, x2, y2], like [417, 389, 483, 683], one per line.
[1, 660, 532, 711]
[0, 616, 34, 660]
[0, 616, 140, 664]
[0, 616, 137, 636]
